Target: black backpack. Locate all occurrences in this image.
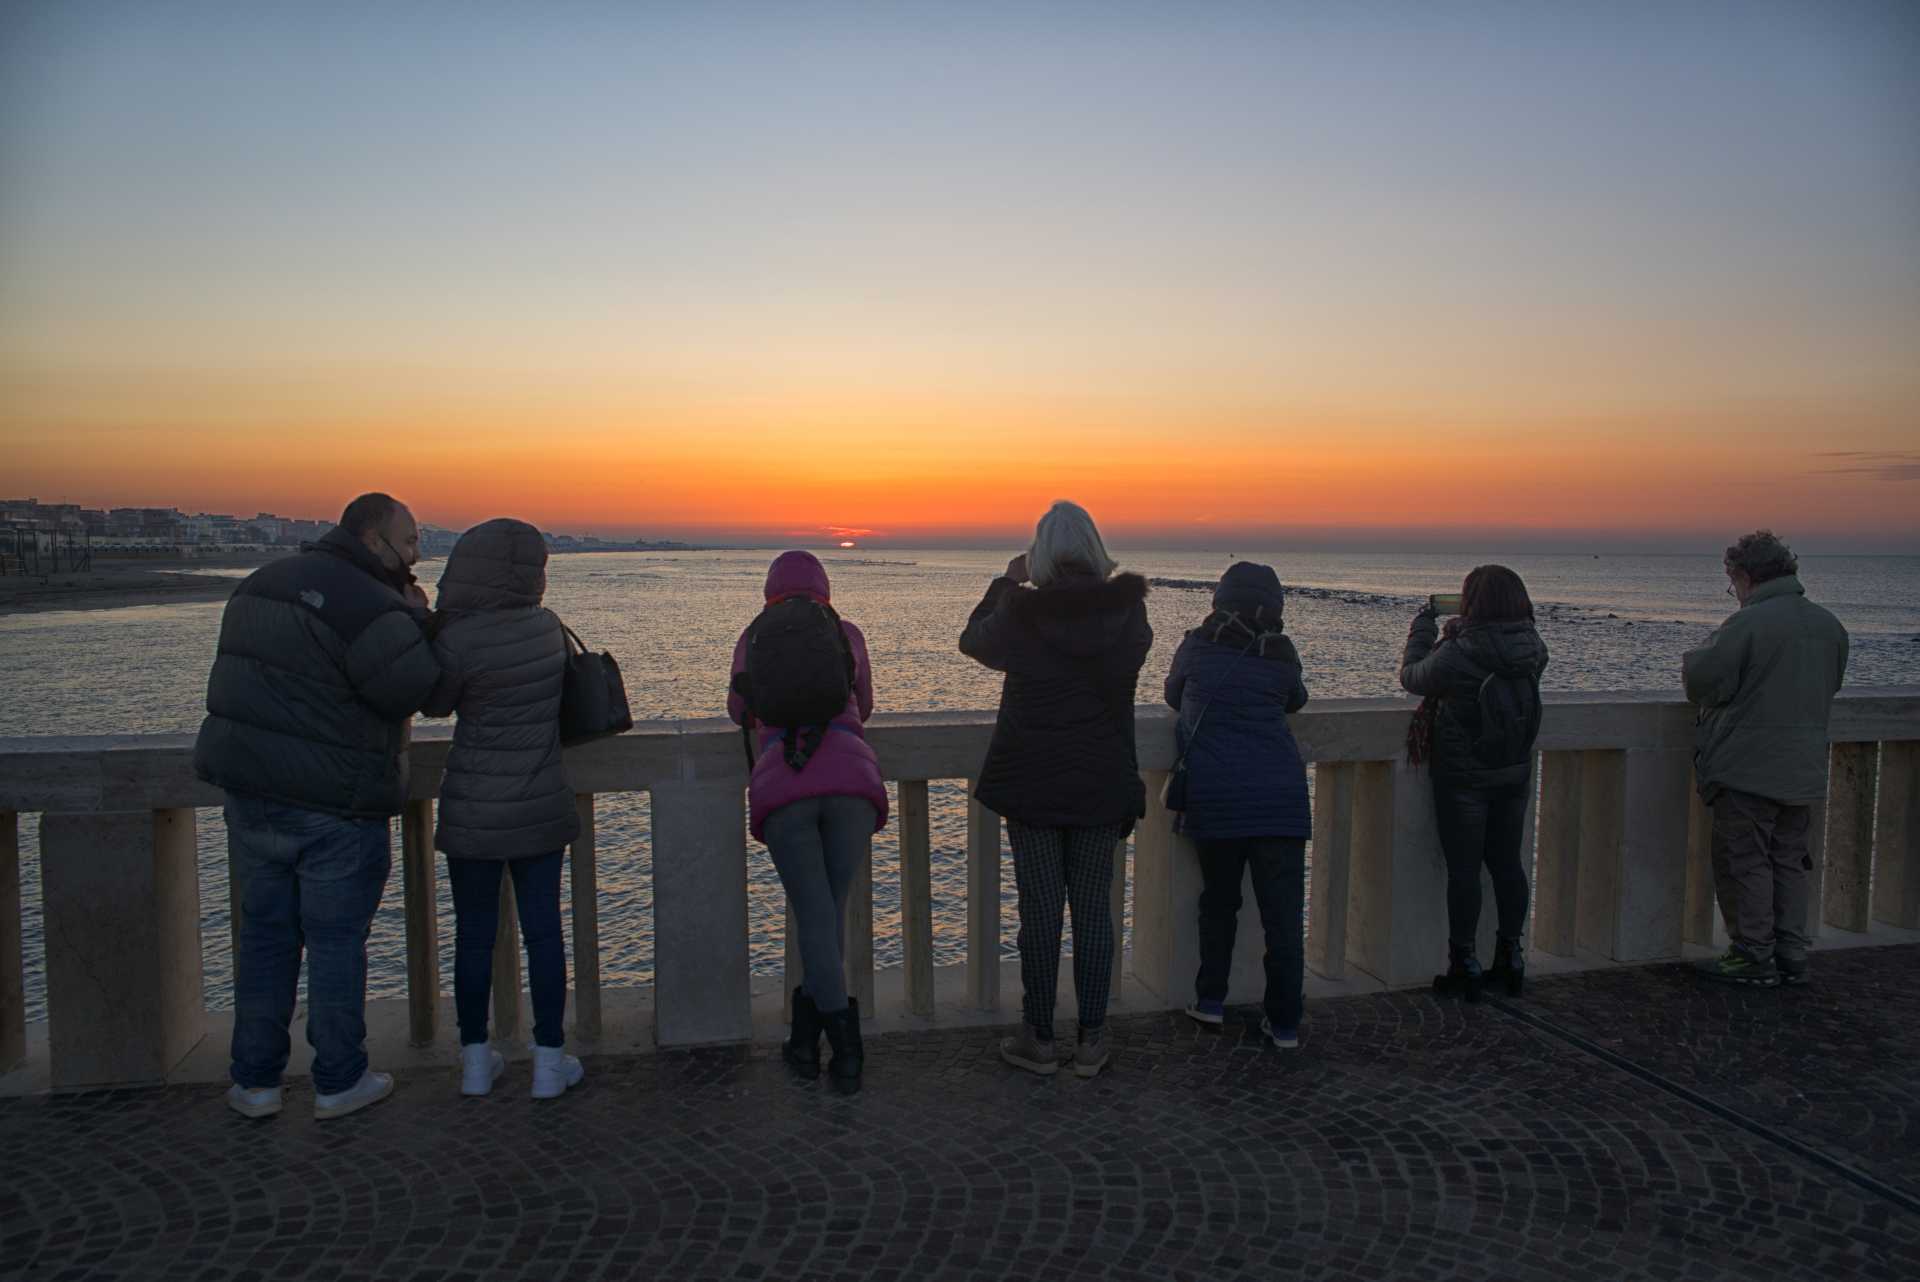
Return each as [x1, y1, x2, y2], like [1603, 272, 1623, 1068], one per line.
[736, 596, 856, 734]
[1474, 670, 1541, 767]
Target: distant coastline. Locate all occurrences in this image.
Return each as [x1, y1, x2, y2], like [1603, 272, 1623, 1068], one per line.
[0, 567, 242, 615]
[0, 544, 733, 616]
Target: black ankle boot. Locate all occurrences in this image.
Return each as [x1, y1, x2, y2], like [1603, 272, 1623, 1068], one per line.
[783, 988, 821, 1075]
[1433, 944, 1485, 1003]
[821, 999, 863, 1095]
[1486, 935, 1525, 997]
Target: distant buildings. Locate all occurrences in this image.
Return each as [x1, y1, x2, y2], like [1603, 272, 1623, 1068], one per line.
[2, 498, 329, 551]
[0, 498, 691, 556]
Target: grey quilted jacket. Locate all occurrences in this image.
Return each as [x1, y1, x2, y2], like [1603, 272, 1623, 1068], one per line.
[423, 519, 580, 859]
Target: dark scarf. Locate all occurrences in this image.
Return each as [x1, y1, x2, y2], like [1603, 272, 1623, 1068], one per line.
[1405, 627, 1459, 766]
[1194, 607, 1291, 657]
[1406, 696, 1439, 765]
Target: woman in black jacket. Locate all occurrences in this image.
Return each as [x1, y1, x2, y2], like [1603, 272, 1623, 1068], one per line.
[1400, 565, 1548, 1000]
[960, 501, 1151, 1079]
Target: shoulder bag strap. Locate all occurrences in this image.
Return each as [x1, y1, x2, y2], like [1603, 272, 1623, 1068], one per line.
[1170, 636, 1260, 775]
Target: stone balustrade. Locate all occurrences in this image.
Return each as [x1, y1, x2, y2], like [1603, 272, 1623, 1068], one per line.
[2, 688, 1916, 1091]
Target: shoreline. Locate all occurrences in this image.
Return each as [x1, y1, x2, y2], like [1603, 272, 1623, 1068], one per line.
[0, 570, 242, 616]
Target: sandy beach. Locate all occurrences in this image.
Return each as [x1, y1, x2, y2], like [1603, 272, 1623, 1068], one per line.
[0, 557, 280, 615]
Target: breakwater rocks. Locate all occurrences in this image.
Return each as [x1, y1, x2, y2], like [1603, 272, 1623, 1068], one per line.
[1144, 577, 1700, 630]
[1147, 577, 1405, 608]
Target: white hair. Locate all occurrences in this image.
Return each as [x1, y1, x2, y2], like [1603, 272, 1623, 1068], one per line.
[1028, 500, 1118, 587]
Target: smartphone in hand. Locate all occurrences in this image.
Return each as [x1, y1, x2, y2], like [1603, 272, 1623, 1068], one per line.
[1429, 592, 1464, 616]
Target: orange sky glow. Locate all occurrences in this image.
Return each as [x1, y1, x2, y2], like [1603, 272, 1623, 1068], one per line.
[3, 6, 1916, 550]
[6, 377, 1915, 547]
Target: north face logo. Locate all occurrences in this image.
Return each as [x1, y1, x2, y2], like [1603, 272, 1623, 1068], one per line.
[299, 589, 325, 610]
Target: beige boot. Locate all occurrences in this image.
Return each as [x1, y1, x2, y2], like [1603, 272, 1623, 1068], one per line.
[998, 1024, 1058, 1076]
[1072, 1028, 1109, 1079]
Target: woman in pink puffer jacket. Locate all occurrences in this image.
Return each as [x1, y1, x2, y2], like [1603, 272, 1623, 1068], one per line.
[728, 551, 887, 1093]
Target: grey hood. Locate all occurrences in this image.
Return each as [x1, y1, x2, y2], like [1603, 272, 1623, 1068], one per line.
[422, 518, 577, 859]
[438, 518, 548, 612]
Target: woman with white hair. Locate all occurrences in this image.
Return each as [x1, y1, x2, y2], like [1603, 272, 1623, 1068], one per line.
[959, 501, 1151, 1078]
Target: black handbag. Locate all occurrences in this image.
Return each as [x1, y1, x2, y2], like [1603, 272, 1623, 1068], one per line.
[558, 622, 634, 746]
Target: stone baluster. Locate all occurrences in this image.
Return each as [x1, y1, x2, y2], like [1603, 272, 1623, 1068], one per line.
[844, 836, 876, 1014]
[650, 782, 752, 1046]
[966, 791, 1001, 1011]
[1108, 834, 1128, 1006]
[570, 793, 602, 1041]
[1539, 747, 1690, 964]
[1823, 742, 1878, 932]
[1591, 748, 1691, 961]
[40, 808, 204, 1088]
[1, 810, 22, 1070]
[899, 780, 935, 1017]
[1874, 741, 1919, 929]
[1682, 777, 1717, 947]
[400, 798, 439, 1046]
[1306, 762, 1355, 980]
[1533, 751, 1584, 956]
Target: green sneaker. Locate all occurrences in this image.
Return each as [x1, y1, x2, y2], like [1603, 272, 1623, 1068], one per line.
[1694, 949, 1780, 988]
[1777, 955, 1809, 987]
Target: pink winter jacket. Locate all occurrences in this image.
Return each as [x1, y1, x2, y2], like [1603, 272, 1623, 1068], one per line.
[727, 551, 889, 843]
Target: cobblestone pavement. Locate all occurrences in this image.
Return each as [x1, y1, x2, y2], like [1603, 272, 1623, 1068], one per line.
[4, 947, 1917, 1282]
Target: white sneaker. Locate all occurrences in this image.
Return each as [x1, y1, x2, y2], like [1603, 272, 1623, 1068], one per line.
[226, 1083, 283, 1119]
[531, 1045, 584, 1099]
[1260, 1016, 1300, 1049]
[313, 1070, 394, 1120]
[461, 1044, 506, 1097]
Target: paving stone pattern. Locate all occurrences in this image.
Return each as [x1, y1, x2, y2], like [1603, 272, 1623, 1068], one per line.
[3, 947, 1918, 1281]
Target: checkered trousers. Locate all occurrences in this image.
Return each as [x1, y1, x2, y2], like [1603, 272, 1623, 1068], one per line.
[1005, 820, 1126, 1041]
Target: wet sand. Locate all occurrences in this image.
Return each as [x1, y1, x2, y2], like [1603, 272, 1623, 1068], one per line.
[0, 564, 260, 615]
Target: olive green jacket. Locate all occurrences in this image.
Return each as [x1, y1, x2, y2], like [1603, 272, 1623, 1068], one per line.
[1682, 575, 1848, 804]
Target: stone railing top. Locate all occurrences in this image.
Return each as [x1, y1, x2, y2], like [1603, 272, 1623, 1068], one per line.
[1, 687, 1916, 814]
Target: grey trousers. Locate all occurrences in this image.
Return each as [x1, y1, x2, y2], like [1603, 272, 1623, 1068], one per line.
[765, 795, 876, 1014]
[1710, 787, 1812, 963]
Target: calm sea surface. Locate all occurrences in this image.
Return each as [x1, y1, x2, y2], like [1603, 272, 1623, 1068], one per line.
[5, 549, 1917, 1019]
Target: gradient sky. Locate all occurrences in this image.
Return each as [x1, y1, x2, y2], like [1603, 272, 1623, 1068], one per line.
[2, 2, 1916, 548]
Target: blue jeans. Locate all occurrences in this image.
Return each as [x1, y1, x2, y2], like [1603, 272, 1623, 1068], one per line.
[226, 795, 391, 1094]
[447, 851, 568, 1048]
[1194, 837, 1305, 1031]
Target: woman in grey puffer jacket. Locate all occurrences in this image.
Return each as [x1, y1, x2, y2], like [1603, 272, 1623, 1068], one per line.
[424, 519, 584, 1099]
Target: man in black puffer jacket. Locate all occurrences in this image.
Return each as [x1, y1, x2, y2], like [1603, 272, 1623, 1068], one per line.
[195, 492, 441, 1122]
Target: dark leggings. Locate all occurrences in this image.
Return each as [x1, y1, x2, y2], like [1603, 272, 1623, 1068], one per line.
[447, 850, 568, 1048]
[1432, 779, 1531, 948]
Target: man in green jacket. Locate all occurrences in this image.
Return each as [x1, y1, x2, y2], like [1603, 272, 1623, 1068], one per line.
[1683, 530, 1848, 988]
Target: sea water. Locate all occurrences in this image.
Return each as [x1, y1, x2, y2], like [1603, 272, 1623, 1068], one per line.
[4, 549, 1915, 1017]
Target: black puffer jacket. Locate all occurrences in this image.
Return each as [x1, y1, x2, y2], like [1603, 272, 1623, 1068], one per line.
[1399, 614, 1550, 789]
[194, 527, 440, 817]
[422, 519, 579, 860]
[959, 572, 1152, 831]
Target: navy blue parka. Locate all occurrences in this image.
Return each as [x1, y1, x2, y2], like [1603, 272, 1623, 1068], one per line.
[1163, 628, 1312, 841]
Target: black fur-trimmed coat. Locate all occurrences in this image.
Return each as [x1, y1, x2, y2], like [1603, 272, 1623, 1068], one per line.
[958, 572, 1152, 831]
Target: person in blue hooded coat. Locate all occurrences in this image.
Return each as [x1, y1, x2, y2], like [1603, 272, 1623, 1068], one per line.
[1162, 562, 1311, 1048]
